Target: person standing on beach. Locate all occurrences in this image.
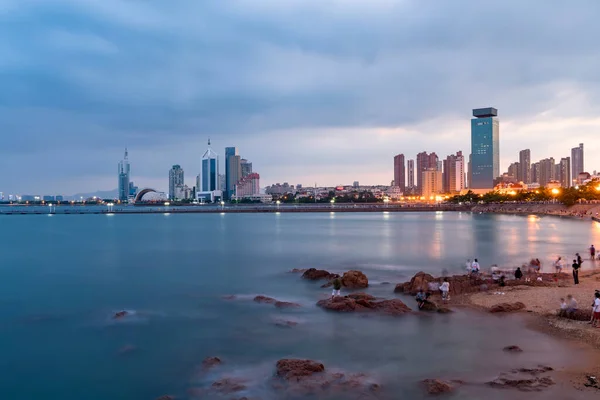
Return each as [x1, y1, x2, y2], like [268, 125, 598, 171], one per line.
[592, 292, 600, 328]
[471, 259, 480, 274]
[514, 267, 523, 280]
[331, 277, 342, 299]
[576, 253, 583, 268]
[439, 278, 450, 303]
[572, 259, 580, 285]
[554, 257, 563, 274]
[590, 245, 596, 261]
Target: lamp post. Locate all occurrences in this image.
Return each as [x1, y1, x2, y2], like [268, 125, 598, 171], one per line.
[551, 188, 560, 203]
[48, 203, 53, 214]
[330, 198, 335, 208]
[220, 201, 225, 211]
[107, 202, 114, 213]
[276, 200, 281, 210]
[383, 197, 390, 208]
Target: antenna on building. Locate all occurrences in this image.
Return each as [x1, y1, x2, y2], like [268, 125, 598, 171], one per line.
[208, 138, 211, 146]
[124, 148, 128, 159]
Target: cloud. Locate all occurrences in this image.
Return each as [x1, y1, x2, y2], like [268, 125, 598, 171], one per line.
[1, 0, 600, 194]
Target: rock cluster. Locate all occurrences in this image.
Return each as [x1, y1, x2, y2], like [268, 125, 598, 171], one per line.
[421, 379, 457, 395]
[276, 359, 325, 380]
[503, 345, 523, 353]
[489, 302, 526, 313]
[202, 356, 222, 370]
[394, 272, 488, 296]
[301, 268, 339, 281]
[487, 365, 555, 392]
[317, 293, 411, 316]
[340, 270, 369, 288]
[253, 296, 301, 308]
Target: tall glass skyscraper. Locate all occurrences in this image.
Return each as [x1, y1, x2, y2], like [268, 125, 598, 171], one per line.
[571, 143, 584, 184]
[225, 147, 241, 200]
[169, 165, 184, 200]
[201, 140, 219, 192]
[117, 148, 130, 201]
[470, 108, 499, 190]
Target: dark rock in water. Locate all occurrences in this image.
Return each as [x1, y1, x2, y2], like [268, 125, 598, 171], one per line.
[317, 293, 411, 316]
[489, 302, 526, 313]
[381, 282, 391, 285]
[254, 295, 277, 304]
[419, 300, 439, 312]
[211, 378, 247, 394]
[290, 268, 307, 273]
[274, 301, 301, 308]
[301, 268, 338, 281]
[222, 295, 237, 300]
[276, 359, 325, 380]
[341, 270, 369, 288]
[421, 379, 456, 395]
[503, 345, 523, 353]
[114, 311, 128, 319]
[437, 307, 453, 314]
[486, 376, 555, 391]
[394, 271, 435, 294]
[395, 271, 491, 296]
[274, 319, 298, 328]
[512, 365, 553, 375]
[202, 356, 222, 370]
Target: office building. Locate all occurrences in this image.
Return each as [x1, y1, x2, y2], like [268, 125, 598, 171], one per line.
[235, 173, 261, 198]
[201, 141, 219, 192]
[467, 154, 472, 188]
[225, 147, 241, 200]
[470, 107, 499, 191]
[507, 162, 520, 180]
[531, 162, 540, 183]
[559, 157, 571, 188]
[168, 165, 184, 200]
[422, 168, 443, 199]
[118, 148, 131, 202]
[519, 149, 531, 184]
[416, 152, 439, 194]
[442, 151, 464, 194]
[407, 159, 415, 189]
[241, 159, 253, 178]
[538, 158, 555, 187]
[571, 143, 584, 185]
[393, 154, 406, 192]
[455, 152, 466, 193]
[218, 174, 226, 192]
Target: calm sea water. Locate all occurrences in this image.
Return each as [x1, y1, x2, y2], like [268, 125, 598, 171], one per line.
[1, 212, 598, 400]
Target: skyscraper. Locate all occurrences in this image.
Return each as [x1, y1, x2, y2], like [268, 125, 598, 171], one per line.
[201, 140, 219, 192]
[168, 165, 184, 200]
[422, 168, 443, 198]
[538, 158, 555, 186]
[117, 148, 130, 201]
[559, 157, 571, 188]
[519, 149, 531, 184]
[470, 107, 499, 191]
[225, 147, 241, 200]
[407, 159, 415, 189]
[393, 154, 406, 192]
[508, 162, 520, 180]
[531, 162, 540, 183]
[416, 152, 439, 194]
[241, 159, 253, 178]
[455, 152, 465, 193]
[443, 152, 463, 194]
[571, 143, 584, 185]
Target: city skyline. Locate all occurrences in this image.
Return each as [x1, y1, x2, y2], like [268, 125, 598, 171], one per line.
[2, 1, 600, 194]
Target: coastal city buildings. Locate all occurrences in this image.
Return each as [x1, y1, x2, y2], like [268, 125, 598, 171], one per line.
[168, 165, 184, 200]
[117, 148, 131, 202]
[470, 107, 500, 192]
[519, 149, 531, 184]
[421, 168, 443, 198]
[571, 143, 584, 185]
[393, 154, 406, 192]
[241, 159, 253, 178]
[416, 152, 439, 194]
[407, 159, 415, 190]
[442, 151, 464, 194]
[225, 147, 241, 200]
[234, 173, 260, 198]
[197, 140, 222, 203]
[559, 157, 571, 188]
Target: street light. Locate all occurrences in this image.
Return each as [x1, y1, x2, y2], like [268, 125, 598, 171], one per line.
[164, 201, 170, 206]
[330, 198, 335, 208]
[383, 197, 390, 208]
[107, 202, 114, 213]
[276, 200, 281, 210]
[220, 201, 225, 210]
[48, 203, 53, 214]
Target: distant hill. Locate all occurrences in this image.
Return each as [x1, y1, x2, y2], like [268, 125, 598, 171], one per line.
[68, 189, 119, 200]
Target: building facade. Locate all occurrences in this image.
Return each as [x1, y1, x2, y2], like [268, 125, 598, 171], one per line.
[234, 173, 260, 198]
[225, 147, 241, 200]
[422, 168, 443, 198]
[416, 152, 439, 194]
[393, 154, 406, 192]
[507, 162, 520, 180]
[407, 159, 415, 190]
[519, 149, 531, 184]
[455, 152, 466, 193]
[470, 107, 499, 191]
[538, 157, 555, 187]
[571, 143, 584, 185]
[168, 165, 184, 200]
[241, 159, 253, 178]
[559, 157, 571, 188]
[117, 148, 130, 202]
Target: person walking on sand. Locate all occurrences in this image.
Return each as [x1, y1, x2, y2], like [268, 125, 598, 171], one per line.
[572, 259, 580, 285]
[439, 278, 450, 303]
[592, 292, 600, 328]
[554, 257, 563, 274]
[331, 277, 342, 299]
[590, 245, 596, 261]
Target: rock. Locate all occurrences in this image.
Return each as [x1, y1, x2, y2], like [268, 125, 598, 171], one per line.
[503, 345, 523, 353]
[222, 295, 237, 300]
[302, 268, 338, 281]
[394, 272, 435, 295]
[202, 356, 222, 370]
[422, 379, 455, 395]
[347, 292, 376, 301]
[254, 295, 277, 304]
[395, 272, 491, 296]
[317, 294, 411, 316]
[317, 296, 360, 312]
[211, 377, 247, 394]
[419, 300, 439, 312]
[274, 319, 298, 328]
[114, 310, 128, 319]
[341, 270, 369, 288]
[512, 365, 553, 375]
[489, 302, 526, 313]
[381, 282, 391, 285]
[290, 268, 307, 273]
[274, 301, 301, 308]
[437, 307, 453, 314]
[371, 299, 412, 315]
[276, 359, 325, 380]
[487, 376, 555, 391]
[321, 282, 333, 288]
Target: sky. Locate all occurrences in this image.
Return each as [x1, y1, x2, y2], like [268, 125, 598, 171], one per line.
[2, 0, 600, 195]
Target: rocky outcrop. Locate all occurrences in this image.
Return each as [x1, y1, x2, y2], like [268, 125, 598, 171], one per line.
[290, 268, 307, 273]
[114, 310, 128, 319]
[202, 356, 222, 370]
[395, 272, 490, 296]
[489, 302, 526, 313]
[302, 268, 338, 281]
[254, 295, 277, 304]
[341, 270, 369, 288]
[211, 378, 247, 394]
[503, 345, 523, 353]
[395, 272, 435, 295]
[276, 359, 325, 380]
[421, 379, 456, 395]
[317, 293, 411, 316]
[274, 319, 298, 328]
[487, 376, 555, 391]
[274, 301, 301, 308]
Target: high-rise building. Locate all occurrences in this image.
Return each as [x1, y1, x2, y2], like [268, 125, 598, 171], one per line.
[218, 174, 226, 192]
[455, 152, 466, 193]
[241, 159, 253, 178]
[407, 159, 415, 189]
[416, 152, 439, 194]
[531, 162, 540, 183]
[519, 149, 531, 184]
[442, 151, 463, 194]
[393, 154, 406, 192]
[201, 140, 219, 192]
[422, 168, 443, 198]
[538, 158, 555, 187]
[168, 165, 184, 200]
[470, 107, 499, 191]
[571, 143, 584, 185]
[117, 148, 130, 202]
[235, 173, 261, 198]
[467, 154, 472, 188]
[225, 147, 241, 200]
[507, 162, 520, 180]
[559, 157, 571, 188]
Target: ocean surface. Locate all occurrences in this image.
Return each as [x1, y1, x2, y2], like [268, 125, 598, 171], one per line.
[1, 211, 599, 400]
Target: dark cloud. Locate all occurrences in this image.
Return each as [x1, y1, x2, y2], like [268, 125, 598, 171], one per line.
[1, 0, 600, 194]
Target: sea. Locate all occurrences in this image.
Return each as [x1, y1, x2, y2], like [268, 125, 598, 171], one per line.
[1, 211, 599, 400]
